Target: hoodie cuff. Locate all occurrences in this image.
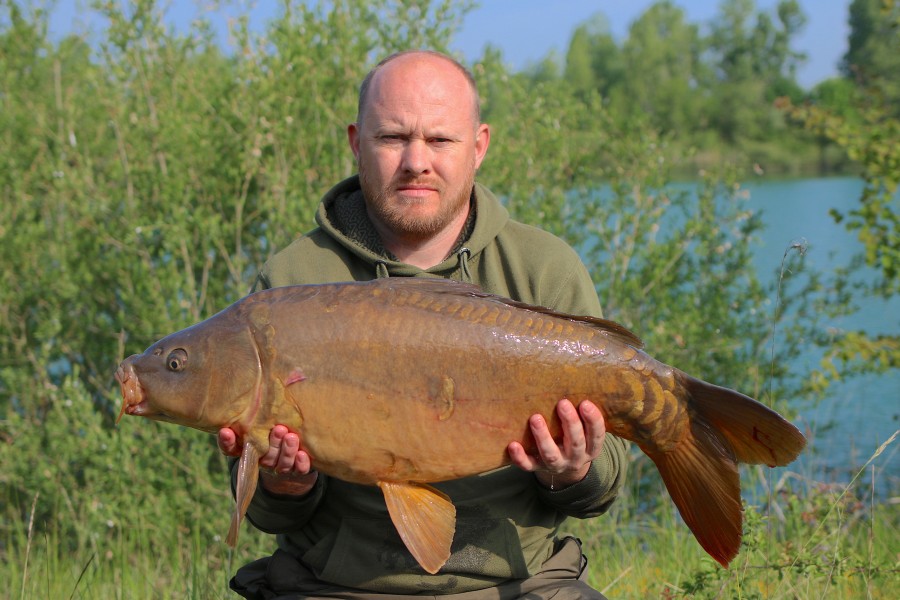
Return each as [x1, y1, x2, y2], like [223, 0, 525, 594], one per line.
[536, 434, 627, 518]
[229, 459, 327, 533]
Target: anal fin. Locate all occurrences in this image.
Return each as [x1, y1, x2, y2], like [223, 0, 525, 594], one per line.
[378, 481, 456, 574]
[227, 443, 260, 547]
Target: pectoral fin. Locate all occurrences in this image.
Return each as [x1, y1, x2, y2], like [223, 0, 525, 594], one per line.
[378, 481, 456, 574]
[226, 443, 260, 547]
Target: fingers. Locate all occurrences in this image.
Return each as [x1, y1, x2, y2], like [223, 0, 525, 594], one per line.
[557, 399, 587, 463]
[217, 427, 240, 457]
[259, 424, 287, 466]
[579, 400, 607, 457]
[530, 411, 567, 473]
[507, 440, 539, 472]
[260, 425, 312, 475]
[222, 424, 315, 497]
[510, 399, 607, 475]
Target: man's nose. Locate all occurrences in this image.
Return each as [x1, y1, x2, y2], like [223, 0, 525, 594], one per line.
[401, 139, 431, 175]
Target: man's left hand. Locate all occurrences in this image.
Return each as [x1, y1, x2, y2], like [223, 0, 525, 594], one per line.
[507, 399, 606, 490]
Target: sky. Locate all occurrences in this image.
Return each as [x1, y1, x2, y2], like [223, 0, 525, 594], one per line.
[47, 0, 850, 89]
[452, 0, 850, 88]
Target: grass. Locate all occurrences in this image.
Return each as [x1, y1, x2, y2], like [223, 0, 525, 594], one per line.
[580, 431, 900, 599]
[4, 430, 897, 599]
[8, 503, 273, 599]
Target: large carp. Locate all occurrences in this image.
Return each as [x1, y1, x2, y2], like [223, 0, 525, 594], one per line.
[115, 278, 805, 574]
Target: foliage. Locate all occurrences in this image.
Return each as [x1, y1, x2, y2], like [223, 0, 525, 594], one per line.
[546, 0, 828, 174]
[1, 0, 897, 598]
[2, 367, 268, 598]
[704, 0, 806, 144]
[616, 2, 702, 135]
[843, 0, 900, 111]
[777, 0, 900, 388]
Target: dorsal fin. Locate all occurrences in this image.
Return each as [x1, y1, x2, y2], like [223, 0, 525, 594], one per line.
[373, 277, 644, 349]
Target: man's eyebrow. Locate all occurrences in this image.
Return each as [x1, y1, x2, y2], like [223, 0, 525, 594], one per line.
[371, 125, 462, 140]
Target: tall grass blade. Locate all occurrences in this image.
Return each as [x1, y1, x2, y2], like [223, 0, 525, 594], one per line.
[20, 492, 39, 600]
[68, 554, 94, 600]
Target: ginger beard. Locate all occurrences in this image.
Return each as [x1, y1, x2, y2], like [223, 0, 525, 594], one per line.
[359, 155, 476, 243]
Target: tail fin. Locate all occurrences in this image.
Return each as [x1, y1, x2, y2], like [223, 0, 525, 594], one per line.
[648, 418, 742, 567]
[682, 375, 806, 468]
[647, 374, 806, 567]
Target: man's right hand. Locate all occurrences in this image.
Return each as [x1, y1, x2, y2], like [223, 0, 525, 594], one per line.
[218, 424, 319, 496]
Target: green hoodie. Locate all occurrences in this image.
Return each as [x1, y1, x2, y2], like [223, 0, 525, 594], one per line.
[234, 176, 627, 595]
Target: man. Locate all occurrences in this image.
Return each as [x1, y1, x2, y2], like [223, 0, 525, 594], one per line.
[218, 50, 627, 599]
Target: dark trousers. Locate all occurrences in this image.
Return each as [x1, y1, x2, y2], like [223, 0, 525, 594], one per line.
[230, 537, 608, 599]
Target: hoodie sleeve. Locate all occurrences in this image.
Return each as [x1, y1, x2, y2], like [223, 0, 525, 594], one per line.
[229, 458, 328, 533]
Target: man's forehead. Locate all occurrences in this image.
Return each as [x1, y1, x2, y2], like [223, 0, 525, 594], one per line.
[373, 63, 468, 101]
[363, 55, 477, 124]
[367, 109, 460, 134]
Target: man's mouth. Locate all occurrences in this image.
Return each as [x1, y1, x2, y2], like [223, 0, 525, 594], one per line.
[397, 184, 438, 197]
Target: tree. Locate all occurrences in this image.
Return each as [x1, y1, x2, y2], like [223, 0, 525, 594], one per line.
[563, 12, 622, 102]
[778, 0, 900, 386]
[705, 0, 807, 143]
[842, 0, 900, 111]
[617, 1, 702, 134]
[564, 24, 596, 99]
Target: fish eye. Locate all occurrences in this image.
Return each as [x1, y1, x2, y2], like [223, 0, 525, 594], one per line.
[165, 349, 188, 372]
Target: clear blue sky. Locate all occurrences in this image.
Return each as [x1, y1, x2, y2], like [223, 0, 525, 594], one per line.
[49, 0, 848, 89]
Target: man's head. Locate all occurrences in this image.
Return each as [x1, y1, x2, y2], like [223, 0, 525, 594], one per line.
[356, 50, 482, 126]
[348, 51, 490, 246]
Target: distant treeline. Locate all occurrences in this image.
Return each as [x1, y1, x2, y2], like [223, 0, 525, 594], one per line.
[512, 0, 899, 176]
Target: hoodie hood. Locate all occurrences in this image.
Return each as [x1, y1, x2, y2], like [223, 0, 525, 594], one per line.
[314, 175, 510, 281]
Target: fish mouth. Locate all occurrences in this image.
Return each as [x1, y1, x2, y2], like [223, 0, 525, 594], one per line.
[115, 358, 155, 423]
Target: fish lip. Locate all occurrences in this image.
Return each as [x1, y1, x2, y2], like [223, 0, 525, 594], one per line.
[115, 359, 152, 423]
[124, 399, 157, 417]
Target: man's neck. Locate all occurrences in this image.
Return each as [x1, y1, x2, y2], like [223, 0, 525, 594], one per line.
[374, 208, 470, 270]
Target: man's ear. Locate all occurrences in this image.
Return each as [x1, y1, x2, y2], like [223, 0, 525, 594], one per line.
[474, 123, 490, 170]
[348, 122, 361, 161]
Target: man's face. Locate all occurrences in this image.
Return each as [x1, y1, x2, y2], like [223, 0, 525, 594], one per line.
[349, 55, 490, 243]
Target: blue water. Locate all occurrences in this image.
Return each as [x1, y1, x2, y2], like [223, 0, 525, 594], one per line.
[740, 177, 898, 489]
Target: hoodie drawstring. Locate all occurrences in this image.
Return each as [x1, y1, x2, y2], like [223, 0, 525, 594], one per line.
[457, 248, 472, 283]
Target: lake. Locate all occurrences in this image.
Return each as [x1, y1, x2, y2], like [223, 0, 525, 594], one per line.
[739, 177, 898, 490]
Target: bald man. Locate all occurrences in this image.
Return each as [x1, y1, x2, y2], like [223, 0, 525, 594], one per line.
[221, 50, 627, 600]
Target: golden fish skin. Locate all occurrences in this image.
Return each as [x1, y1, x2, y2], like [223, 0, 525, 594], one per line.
[116, 278, 806, 573]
